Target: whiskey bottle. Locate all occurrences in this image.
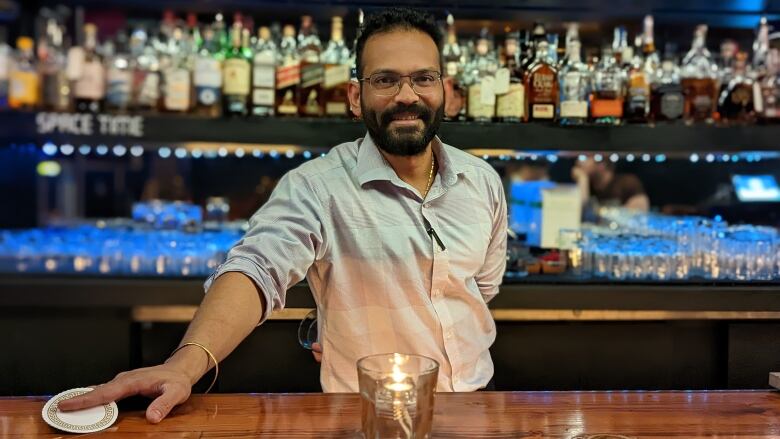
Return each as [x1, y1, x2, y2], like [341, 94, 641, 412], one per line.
[320, 17, 351, 118]
[131, 28, 161, 113]
[222, 22, 251, 116]
[275, 25, 301, 117]
[718, 51, 756, 124]
[105, 31, 133, 112]
[650, 49, 684, 122]
[8, 37, 40, 109]
[252, 26, 277, 117]
[754, 48, 780, 121]
[297, 16, 323, 117]
[39, 17, 71, 111]
[162, 27, 192, 113]
[193, 26, 223, 117]
[590, 48, 624, 124]
[73, 24, 105, 113]
[525, 39, 558, 122]
[465, 28, 498, 122]
[496, 31, 525, 122]
[681, 25, 718, 123]
[558, 39, 590, 125]
[442, 13, 466, 121]
[625, 36, 650, 123]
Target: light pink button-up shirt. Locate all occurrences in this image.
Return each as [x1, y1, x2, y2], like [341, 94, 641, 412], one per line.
[205, 133, 507, 392]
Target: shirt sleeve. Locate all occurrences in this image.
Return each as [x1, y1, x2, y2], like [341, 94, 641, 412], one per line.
[203, 170, 325, 325]
[475, 175, 508, 303]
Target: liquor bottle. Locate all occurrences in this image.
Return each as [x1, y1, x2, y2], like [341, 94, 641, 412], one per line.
[297, 16, 323, 117]
[496, 31, 525, 122]
[222, 22, 251, 116]
[465, 28, 498, 122]
[558, 39, 590, 125]
[251, 26, 277, 117]
[523, 23, 546, 71]
[590, 48, 624, 124]
[73, 24, 105, 113]
[442, 13, 466, 121]
[718, 39, 739, 98]
[754, 48, 780, 121]
[650, 48, 684, 122]
[275, 24, 301, 117]
[130, 28, 161, 113]
[625, 36, 650, 122]
[320, 17, 351, 118]
[105, 31, 133, 112]
[642, 15, 660, 78]
[39, 18, 71, 111]
[163, 27, 192, 113]
[193, 26, 223, 117]
[8, 37, 40, 109]
[612, 26, 630, 67]
[718, 51, 756, 124]
[752, 17, 770, 79]
[524, 39, 558, 122]
[0, 27, 10, 108]
[681, 25, 718, 123]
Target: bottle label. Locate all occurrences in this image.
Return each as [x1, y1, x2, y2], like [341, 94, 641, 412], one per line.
[560, 100, 588, 118]
[75, 60, 106, 100]
[9, 70, 39, 105]
[531, 72, 555, 101]
[445, 61, 459, 78]
[496, 83, 525, 118]
[692, 95, 712, 116]
[253, 64, 275, 88]
[758, 84, 780, 118]
[300, 63, 324, 89]
[194, 57, 222, 88]
[106, 67, 132, 107]
[164, 68, 191, 110]
[532, 103, 554, 119]
[277, 89, 298, 114]
[494, 68, 511, 94]
[479, 76, 496, 106]
[660, 91, 684, 119]
[0, 50, 8, 81]
[137, 71, 160, 106]
[324, 64, 350, 89]
[66, 47, 85, 81]
[591, 98, 623, 117]
[468, 83, 495, 120]
[223, 59, 250, 95]
[253, 88, 275, 106]
[276, 63, 301, 89]
[326, 101, 347, 115]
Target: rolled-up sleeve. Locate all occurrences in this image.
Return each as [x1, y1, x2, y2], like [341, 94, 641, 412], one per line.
[203, 170, 325, 324]
[475, 177, 508, 303]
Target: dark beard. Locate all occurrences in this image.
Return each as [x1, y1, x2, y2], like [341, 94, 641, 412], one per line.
[361, 99, 444, 157]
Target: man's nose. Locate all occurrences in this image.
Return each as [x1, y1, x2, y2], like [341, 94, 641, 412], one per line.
[394, 79, 420, 105]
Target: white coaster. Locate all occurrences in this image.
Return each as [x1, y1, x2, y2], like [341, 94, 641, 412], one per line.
[42, 387, 118, 434]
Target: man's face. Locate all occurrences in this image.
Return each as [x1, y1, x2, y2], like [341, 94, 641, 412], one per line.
[348, 29, 444, 157]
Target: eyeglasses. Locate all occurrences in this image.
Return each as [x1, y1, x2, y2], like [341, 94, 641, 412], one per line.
[358, 70, 442, 96]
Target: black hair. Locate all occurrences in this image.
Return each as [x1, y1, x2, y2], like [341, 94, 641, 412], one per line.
[354, 7, 443, 78]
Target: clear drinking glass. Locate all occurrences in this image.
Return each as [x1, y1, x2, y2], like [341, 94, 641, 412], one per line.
[297, 309, 318, 350]
[357, 353, 439, 439]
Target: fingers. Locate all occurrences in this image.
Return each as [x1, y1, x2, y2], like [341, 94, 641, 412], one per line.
[58, 380, 133, 412]
[146, 383, 189, 424]
[312, 342, 322, 363]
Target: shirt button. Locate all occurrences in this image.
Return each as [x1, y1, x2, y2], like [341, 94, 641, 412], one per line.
[423, 203, 431, 208]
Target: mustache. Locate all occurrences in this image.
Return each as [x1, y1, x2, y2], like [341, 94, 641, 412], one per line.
[379, 104, 433, 126]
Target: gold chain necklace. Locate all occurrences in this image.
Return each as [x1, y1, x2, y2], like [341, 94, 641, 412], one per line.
[422, 153, 435, 199]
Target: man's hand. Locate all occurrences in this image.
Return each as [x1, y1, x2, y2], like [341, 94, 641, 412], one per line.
[312, 342, 322, 363]
[57, 363, 194, 424]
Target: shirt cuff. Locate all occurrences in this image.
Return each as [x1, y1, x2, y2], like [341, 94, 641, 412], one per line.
[203, 256, 283, 325]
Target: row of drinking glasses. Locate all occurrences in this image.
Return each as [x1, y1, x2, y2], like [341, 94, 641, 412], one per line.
[563, 209, 780, 281]
[0, 225, 242, 277]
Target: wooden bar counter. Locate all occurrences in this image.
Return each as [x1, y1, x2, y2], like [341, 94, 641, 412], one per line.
[3, 390, 780, 438]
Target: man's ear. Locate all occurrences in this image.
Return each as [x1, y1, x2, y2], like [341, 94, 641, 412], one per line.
[348, 80, 362, 119]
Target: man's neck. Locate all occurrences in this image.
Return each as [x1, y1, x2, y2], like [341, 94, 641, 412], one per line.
[378, 143, 436, 196]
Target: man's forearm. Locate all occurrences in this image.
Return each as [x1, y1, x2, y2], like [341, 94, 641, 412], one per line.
[166, 271, 266, 384]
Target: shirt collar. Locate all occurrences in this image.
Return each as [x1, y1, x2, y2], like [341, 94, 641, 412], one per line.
[355, 132, 465, 188]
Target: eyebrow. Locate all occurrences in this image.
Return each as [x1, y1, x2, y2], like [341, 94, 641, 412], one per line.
[368, 67, 440, 76]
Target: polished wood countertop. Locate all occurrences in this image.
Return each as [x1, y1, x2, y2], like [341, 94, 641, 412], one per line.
[3, 390, 780, 438]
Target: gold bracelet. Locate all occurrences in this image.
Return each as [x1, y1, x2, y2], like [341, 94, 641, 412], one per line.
[168, 342, 219, 394]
